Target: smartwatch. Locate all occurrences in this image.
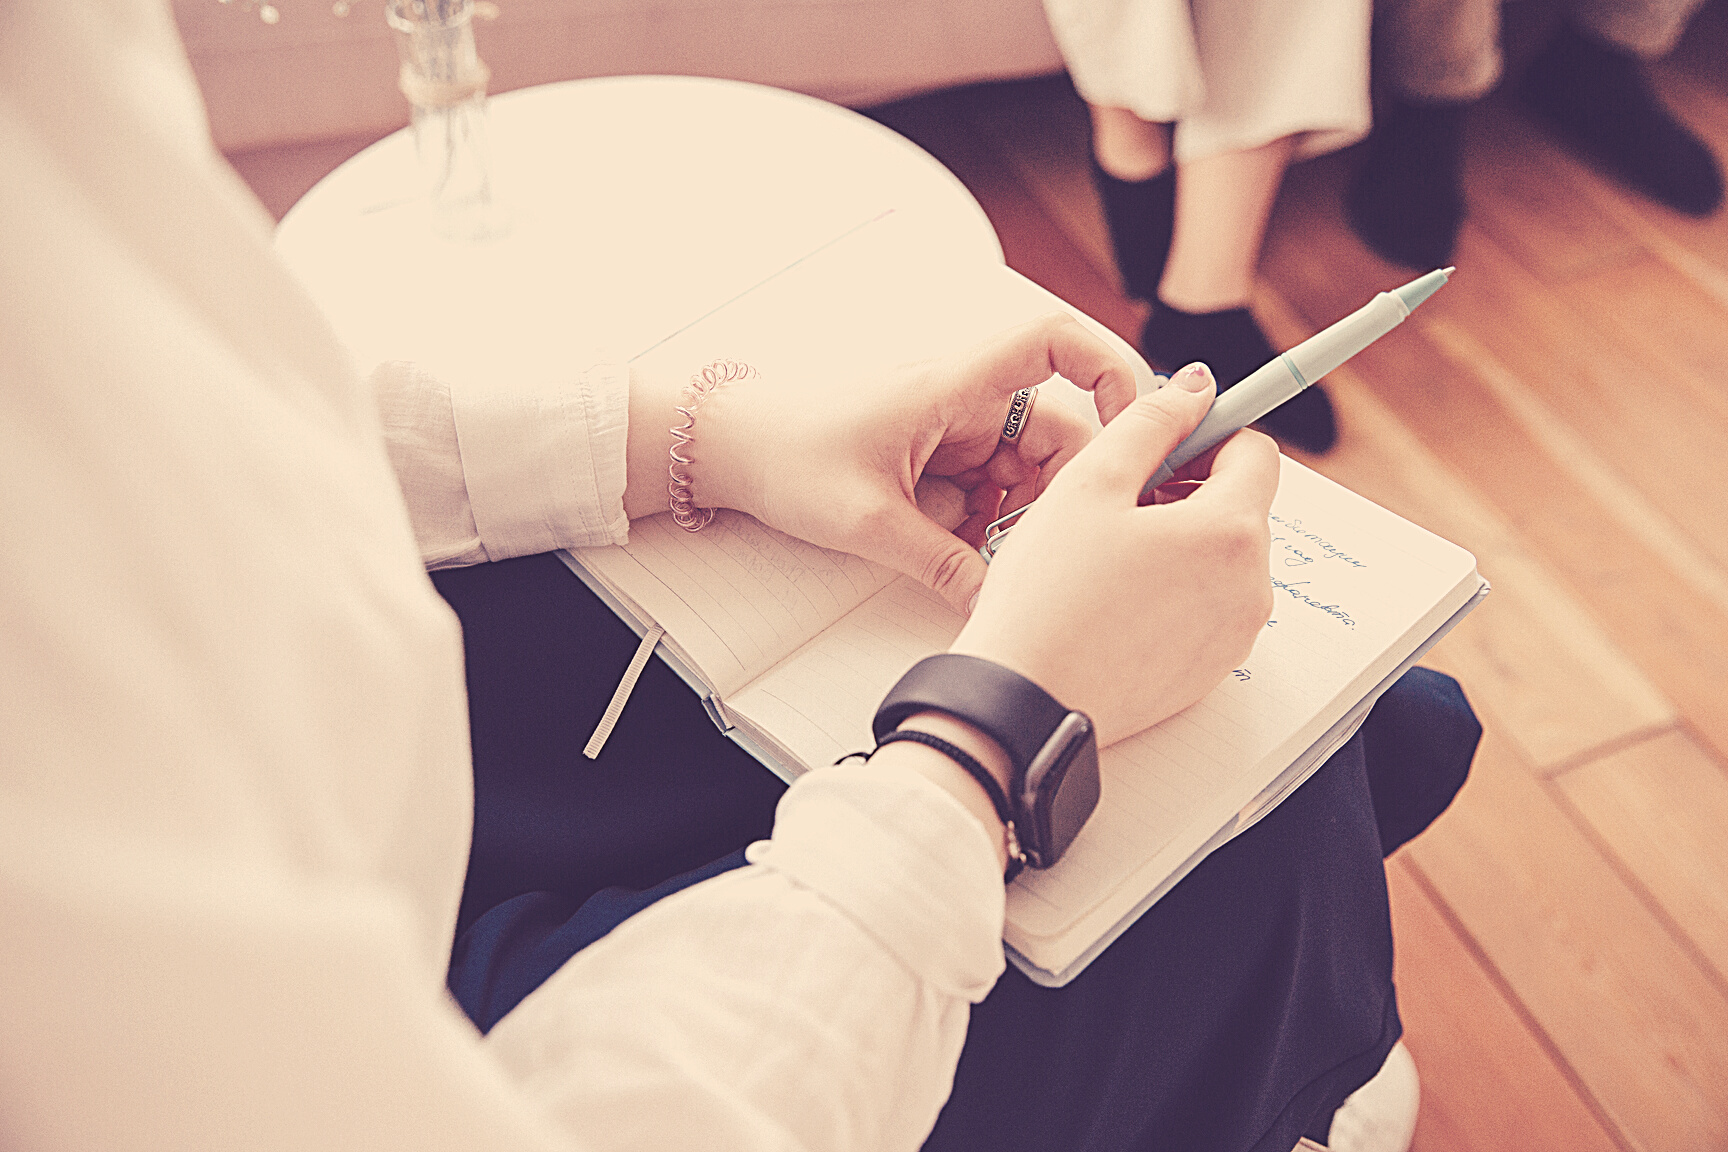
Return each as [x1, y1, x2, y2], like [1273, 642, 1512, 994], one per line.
[874, 654, 1101, 872]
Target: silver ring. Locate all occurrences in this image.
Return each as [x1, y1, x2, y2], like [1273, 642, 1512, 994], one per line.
[1000, 386, 1038, 443]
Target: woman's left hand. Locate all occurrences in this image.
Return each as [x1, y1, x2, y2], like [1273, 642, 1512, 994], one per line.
[624, 313, 1139, 614]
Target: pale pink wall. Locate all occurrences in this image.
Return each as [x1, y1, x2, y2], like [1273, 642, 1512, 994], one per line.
[174, 0, 1065, 151]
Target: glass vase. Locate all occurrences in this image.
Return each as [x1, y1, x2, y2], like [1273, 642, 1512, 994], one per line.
[386, 0, 510, 241]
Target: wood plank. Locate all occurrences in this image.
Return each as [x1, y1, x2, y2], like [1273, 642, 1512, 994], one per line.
[946, 76, 1119, 288]
[1465, 86, 1728, 353]
[1363, 224, 1728, 583]
[1261, 185, 1728, 765]
[1407, 732, 1728, 1152]
[1463, 102, 1645, 285]
[1367, 323, 1728, 762]
[1419, 299, 1728, 608]
[1555, 728, 1728, 990]
[1310, 376, 1677, 772]
[1564, 252, 1728, 415]
[1387, 857, 1626, 1152]
[1267, 152, 1444, 307]
[1252, 287, 1677, 771]
[867, 88, 1147, 345]
[1477, 100, 1728, 304]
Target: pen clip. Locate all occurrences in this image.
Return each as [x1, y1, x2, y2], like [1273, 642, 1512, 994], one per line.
[979, 504, 1031, 563]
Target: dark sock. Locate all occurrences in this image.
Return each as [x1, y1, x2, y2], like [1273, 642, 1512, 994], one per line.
[1091, 159, 1177, 301]
[1517, 23, 1724, 216]
[1346, 99, 1468, 269]
[1142, 302, 1338, 454]
[1142, 302, 1273, 385]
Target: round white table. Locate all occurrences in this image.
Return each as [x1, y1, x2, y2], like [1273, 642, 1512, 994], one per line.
[275, 76, 1004, 377]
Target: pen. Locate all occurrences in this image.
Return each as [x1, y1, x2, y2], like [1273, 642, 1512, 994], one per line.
[979, 266, 1453, 561]
[1137, 266, 1452, 499]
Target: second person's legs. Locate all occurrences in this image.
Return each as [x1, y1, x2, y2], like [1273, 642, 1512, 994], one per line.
[1090, 114, 1338, 453]
[1520, 0, 1721, 215]
[1348, 0, 1502, 269]
[1159, 135, 1295, 316]
[1067, 0, 1372, 454]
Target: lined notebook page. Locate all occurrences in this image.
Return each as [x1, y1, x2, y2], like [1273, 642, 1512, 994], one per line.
[575, 511, 897, 699]
[727, 576, 963, 758]
[728, 458, 1480, 952]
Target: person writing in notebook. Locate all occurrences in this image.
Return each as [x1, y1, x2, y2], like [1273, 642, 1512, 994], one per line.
[431, 335, 1466, 1152]
[5, 4, 1480, 1151]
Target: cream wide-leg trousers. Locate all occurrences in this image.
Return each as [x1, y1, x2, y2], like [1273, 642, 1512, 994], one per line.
[1042, 0, 1374, 162]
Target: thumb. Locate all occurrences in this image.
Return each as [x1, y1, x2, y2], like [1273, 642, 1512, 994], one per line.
[852, 499, 989, 615]
[1075, 362, 1216, 496]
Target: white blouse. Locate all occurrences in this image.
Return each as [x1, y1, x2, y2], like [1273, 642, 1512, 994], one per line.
[0, 3, 1007, 1150]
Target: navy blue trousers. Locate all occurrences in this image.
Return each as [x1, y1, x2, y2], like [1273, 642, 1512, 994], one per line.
[435, 553, 1479, 1152]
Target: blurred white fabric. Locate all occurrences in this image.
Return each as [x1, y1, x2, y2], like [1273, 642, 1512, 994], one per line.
[1041, 0, 1374, 162]
[0, 3, 1008, 1149]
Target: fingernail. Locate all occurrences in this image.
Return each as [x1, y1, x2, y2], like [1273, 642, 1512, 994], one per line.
[966, 591, 980, 616]
[1173, 362, 1213, 392]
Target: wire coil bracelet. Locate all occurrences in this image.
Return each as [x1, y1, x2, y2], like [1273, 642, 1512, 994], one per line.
[668, 359, 760, 531]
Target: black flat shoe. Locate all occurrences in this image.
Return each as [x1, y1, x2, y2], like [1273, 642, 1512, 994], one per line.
[1142, 302, 1339, 454]
[1254, 384, 1338, 456]
[1346, 100, 1468, 270]
[1518, 24, 1724, 216]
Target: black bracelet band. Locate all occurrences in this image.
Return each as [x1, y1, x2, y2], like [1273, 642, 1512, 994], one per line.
[875, 730, 1010, 824]
[871, 729, 1026, 881]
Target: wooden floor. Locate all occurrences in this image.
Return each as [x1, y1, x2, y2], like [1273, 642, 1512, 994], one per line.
[229, 10, 1728, 1149]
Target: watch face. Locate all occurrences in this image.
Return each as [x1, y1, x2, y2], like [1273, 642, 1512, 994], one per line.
[1020, 712, 1101, 869]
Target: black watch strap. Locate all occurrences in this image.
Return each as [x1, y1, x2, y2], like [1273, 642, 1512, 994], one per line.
[873, 654, 1071, 774]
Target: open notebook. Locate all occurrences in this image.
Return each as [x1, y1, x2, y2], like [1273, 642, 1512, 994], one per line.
[559, 210, 1488, 985]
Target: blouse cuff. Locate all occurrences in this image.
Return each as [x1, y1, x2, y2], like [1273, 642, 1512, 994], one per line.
[752, 762, 1007, 1002]
[451, 359, 630, 559]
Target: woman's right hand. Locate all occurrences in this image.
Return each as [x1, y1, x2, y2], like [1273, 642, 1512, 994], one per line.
[949, 363, 1281, 748]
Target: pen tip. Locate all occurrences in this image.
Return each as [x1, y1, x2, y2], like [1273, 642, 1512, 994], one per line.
[1394, 267, 1453, 313]
[1441, 266, 1456, 277]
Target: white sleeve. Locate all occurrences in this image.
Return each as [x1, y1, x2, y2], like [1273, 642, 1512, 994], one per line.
[3, 2, 1008, 1148]
[484, 762, 1009, 1151]
[370, 358, 631, 569]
